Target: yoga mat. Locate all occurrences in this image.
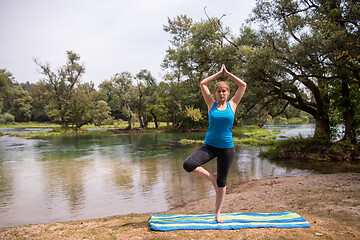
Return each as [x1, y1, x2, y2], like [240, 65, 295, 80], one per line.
[149, 211, 310, 231]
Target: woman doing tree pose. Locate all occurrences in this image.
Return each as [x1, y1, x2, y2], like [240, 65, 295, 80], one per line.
[183, 64, 247, 223]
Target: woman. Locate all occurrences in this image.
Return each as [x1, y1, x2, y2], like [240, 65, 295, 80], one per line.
[183, 64, 247, 223]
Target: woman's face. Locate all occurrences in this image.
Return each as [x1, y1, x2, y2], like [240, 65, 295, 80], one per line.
[215, 85, 230, 102]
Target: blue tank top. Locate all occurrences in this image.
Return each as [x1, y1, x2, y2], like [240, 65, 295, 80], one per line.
[204, 102, 235, 148]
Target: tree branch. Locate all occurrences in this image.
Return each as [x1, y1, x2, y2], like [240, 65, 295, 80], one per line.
[203, 7, 239, 50]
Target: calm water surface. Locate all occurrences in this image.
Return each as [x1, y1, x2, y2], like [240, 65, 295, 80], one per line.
[0, 124, 354, 228]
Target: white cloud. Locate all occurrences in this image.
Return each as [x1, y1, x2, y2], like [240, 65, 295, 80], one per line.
[0, 0, 255, 87]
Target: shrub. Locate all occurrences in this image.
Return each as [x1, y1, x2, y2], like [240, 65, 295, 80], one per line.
[0, 113, 15, 124]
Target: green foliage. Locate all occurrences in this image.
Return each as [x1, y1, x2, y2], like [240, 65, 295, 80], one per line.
[233, 125, 276, 140]
[134, 69, 158, 128]
[233, 137, 276, 146]
[9, 85, 32, 122]
[180, 125, 277, 146]
[0, 112, 15, 123]
[93, 100, 114, 126]
[99, 72, 134, 129]
[244, 0, 359, 142]
[162, 15, 238, 128]
[68, 83, 96, 129]
[185, 106, 203, 122]
[35, 51, 86, 127]
[0, 69, 14, 113]
[0, 121, 60, 128]
[261, 135, 360, 161]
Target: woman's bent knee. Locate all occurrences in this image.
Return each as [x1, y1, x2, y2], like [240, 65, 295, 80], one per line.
[183, 160, 195, 172]
[217, 177, 227, 188]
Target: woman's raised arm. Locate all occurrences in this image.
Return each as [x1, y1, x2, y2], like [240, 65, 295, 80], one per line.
[200, 70, 222, 111]
[223, 65, 247, 111]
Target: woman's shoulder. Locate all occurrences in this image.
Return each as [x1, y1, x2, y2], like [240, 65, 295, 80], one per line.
[228, 100, 236, 113]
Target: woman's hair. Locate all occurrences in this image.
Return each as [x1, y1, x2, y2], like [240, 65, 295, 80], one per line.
[215, 81, 230, 92]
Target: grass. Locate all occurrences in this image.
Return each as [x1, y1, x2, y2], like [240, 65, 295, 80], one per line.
[84, 121, 171, 129]
[232, 125, 277, 139]
[271, 129, 281, 134]
[5, 127, 113, 138]
[233, 137, 276, 146]
[0, 121, 171, 130]
[0, 121, 173, 138]
[180, 125, 278, 146]
[0, 121, 61, 128]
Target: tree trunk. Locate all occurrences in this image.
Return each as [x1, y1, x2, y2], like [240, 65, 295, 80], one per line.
[138, 109, 144, 128]
[127, 112, 132, 130]
[344, 110, 355, 142]
[150, 109, 158, 128]
[342, 82, 356, 143]
[314, 113, 330, 139]
[124, 101, 132, 130]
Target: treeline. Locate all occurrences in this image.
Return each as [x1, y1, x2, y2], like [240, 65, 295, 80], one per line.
[0, 0, 359, 143]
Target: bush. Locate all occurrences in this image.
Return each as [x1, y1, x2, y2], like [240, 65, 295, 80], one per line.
[0, 113, 15, 124]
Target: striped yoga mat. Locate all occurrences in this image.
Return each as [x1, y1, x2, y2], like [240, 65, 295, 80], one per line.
[149, 211, 310, 231]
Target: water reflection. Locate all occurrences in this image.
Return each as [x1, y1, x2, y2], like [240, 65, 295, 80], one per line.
[0, 124, 355, 228]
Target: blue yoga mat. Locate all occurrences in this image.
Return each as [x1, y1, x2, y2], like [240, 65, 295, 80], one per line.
[149, 211, 310, 231]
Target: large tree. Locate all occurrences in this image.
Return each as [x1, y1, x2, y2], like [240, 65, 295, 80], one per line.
[99, 72, 134, 129]
[162, 15, 240, 128]
[9, 85, 33, 122]
[35, 51, 86, 126]
[0, 69, 14, 114]
[134, 70, 157, 128]
[246, 0, 359, 140]
[314, 0, 360, 142]
[68, 82, 96, 129]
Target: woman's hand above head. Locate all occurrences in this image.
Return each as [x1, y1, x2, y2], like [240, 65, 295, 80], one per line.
[220, 64, 225, 75]
[220, 64, 228, 76]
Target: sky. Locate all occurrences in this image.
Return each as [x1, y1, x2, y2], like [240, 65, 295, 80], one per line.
[0, 0, 256, 88]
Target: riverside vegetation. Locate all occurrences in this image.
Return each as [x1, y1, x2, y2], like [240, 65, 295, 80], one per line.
[1, 0, 359, 237]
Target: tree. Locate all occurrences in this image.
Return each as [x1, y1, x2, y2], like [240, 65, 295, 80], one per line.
[35, 51, 86, 126]
[92, 100, 114, 127]
[134, 70, 157, 128]
[150, 81, 172, 127]
[162, 15, 237, 128]
[68, 82, 96, 129]
[0, 69, 14, 114]
[30, 82, 50, 122]
[0, 69, 32, 122]
[99, 72, 134, 129]
[9, 85, 33, 122]
[245, 0, 359, 141]
[314, 0, 360, 143]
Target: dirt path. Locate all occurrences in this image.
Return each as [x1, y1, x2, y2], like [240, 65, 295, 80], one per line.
[1, 173, 359, 239]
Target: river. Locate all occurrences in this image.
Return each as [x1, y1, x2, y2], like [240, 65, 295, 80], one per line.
[0, 124, 353, 228]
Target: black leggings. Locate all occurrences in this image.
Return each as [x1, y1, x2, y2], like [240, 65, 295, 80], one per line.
[183, 145, 235, 188]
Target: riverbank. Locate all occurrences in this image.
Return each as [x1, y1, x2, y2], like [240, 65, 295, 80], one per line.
[1, 173, 359, 240]
[1, 125, 278, 147]
[262, 136, 360, 162]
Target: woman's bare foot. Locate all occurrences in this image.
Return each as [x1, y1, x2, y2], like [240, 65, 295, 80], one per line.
[208, 173, 218, 193]
[216, 213, 225, 223]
